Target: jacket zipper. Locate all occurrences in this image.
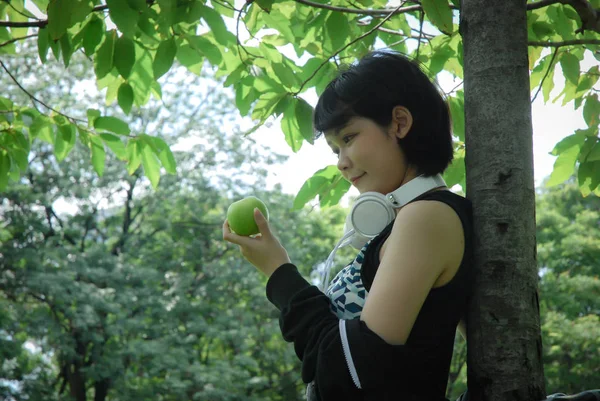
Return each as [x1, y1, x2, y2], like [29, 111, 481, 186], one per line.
[339, 319, 362, 389]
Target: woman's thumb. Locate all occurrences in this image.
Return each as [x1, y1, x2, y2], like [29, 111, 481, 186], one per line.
[254, 208, 270, 233]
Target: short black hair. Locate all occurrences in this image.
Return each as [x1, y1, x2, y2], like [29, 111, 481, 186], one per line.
[313, 50, 454, 176]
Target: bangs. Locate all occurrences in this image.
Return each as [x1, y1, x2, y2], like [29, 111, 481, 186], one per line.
[313, 73, 360, 140]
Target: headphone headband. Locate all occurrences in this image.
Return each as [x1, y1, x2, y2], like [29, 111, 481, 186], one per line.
[386, 174, 447, 207]
[349, 174, 447, 239]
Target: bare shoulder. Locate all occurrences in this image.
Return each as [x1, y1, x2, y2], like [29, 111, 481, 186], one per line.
[389, 199, 465, 285]
[361, 199, 466, 344]
[393, 199, 463, 235]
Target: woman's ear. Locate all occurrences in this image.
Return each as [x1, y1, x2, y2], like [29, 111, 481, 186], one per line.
[390, 106, 413, 139]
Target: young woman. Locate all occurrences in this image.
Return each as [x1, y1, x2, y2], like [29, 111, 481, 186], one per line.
[223, 50, 473, 401]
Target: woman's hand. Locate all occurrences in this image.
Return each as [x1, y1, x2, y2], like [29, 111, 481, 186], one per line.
[222, 207, 291, 278]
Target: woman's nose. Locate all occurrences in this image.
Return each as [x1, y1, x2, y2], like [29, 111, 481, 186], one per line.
[337, 149, 350, 172]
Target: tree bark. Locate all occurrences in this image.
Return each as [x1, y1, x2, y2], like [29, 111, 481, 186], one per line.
[460, 1, 546, 400]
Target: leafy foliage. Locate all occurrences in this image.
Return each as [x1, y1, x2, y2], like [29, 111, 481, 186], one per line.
[0, 50, 350, 400]
[536, 180, 600, 393]
[0, 0, 598, 202]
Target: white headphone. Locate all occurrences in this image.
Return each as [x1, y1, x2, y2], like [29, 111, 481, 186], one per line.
[317, 174, 447, 291]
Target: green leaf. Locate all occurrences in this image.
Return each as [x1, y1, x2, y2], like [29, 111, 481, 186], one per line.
[54, 123, 76, 161]
[550, 133, 586, 156]
[129, 46, 154, 106]
[83, 15, 104, 56]
[6, 0, 28, 38]
[295, 97, 314, 144]
[29, 116, 54, 144]
[145, 136, 176, 174]
[47, 0, 92, 40]
[547, 145, 581, 187]
[235, 85, 258, 117]
[87, 109, 101, 127]
[127, 0, 147, 10]
[443, 148, 465, 188]
[37, 28, 49, 63]
[94, 116, 131, 135]
[255, 0, 274, 12]
[59, 33, 73, 68]
[320, 176, 351, 208]
[117, 83, 134, 115]
[293, 165, 347, 209]
[187, 35, 222, 65]
[153, 38, 177, 80]
[126, 140, 142, 175]
[559, 52, 580, 86]
[541, 55, 557, 102]
[99, 133, 127, 159]
[578, 136, 597, 162]
[583, 94, 600, 128]
[325, 12, 349, 51]
[95, 30, 116, 79]
[114, 36, 136, 79]
[141, 142, 161, 188]
[421, 0, 454, 34]
[200, 5, 235, 46]
[106, 0, 139, 37]
[47, 0, 71, 40]
[261, 8, 296, 46]
[577, 161, 600, 196]
[448, 93, 465, 141]
[281, 99, 304, 153]
[11, 149, 28, 172]
[251, 92, 286, 122]
[271, 62, 299, 90]
[0, 152, 10, 191]
[532, 21, 554, 38]
[89, 135, 106, 176]
[176, 44, 204, 75]
[588, 142, 600, 162]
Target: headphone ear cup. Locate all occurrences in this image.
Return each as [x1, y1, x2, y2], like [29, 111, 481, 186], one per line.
[350, 192, 396, 238]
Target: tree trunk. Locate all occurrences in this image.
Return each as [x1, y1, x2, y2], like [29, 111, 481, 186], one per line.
[460, 1, 546, 400]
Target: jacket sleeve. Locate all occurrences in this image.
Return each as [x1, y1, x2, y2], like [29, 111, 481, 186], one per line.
[265, 263, 424, 401]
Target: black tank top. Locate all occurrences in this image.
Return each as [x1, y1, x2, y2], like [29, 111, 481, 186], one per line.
[360, 189, 474, 396]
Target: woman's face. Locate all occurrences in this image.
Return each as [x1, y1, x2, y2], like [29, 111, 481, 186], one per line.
[325, 114, 415, 195]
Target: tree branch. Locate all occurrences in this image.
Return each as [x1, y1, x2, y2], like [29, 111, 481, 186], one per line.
[0, 33, 37, 48]
[0, 0, 156, 27]
[529, 39, 600, 47]
[292, 0, 423, 16]
[532, 47, 559, 104]
[375, 26, 434, 40]
[111, 178, 138, 255]
[0, 60, 86, 123]
[527, 0, 562, 10]
[292, 1, 409, 95]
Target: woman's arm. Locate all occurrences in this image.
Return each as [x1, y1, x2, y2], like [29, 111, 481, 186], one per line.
[360, 200, 465, 345]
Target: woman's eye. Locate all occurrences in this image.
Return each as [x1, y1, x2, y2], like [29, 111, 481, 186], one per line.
[342, 134, 355, 143]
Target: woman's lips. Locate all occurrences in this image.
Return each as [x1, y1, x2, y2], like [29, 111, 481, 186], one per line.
[351, 174, 365, 184]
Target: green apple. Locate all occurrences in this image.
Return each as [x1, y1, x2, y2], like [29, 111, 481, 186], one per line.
[227, 196, 269, 236]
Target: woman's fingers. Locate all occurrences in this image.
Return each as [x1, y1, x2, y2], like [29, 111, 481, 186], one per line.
[253, 208, 271, 237]
[223, 219, 245, 245]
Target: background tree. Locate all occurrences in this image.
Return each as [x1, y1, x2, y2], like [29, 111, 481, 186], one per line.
[536, 179, 600, 394]
[0, 47, 352, 401]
